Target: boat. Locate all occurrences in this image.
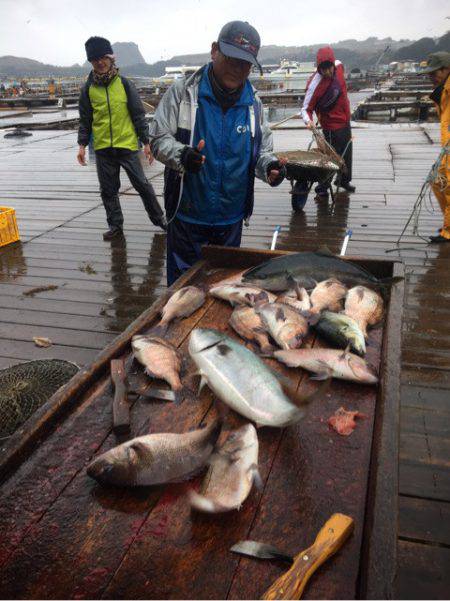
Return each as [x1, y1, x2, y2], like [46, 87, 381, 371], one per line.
[264, 59, 315, 80]
[154, 65, 201, 84]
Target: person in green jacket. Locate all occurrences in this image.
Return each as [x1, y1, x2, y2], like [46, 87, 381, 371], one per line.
[77, 36, 166, 240]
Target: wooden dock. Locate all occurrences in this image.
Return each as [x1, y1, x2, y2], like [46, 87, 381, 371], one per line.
[0, 123, 449, 598]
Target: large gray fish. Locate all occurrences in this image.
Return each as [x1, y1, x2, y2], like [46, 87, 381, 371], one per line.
[229, 305, 274, 354]
[273, 348, 378, 384]
[188, 423, 260, 513]
[344, 286, 384, 339]
[315, 311, 366, 356]
[256, 302, 309, 350]
[242, 249, 399, 292]
[87, 420, 221, 487]
[189, 329, 315, 427]
[156, 286, 206, 333]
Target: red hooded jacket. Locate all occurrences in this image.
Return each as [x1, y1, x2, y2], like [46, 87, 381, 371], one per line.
[301, 46, 351, 130]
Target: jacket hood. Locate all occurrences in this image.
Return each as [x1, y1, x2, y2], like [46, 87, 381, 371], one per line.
[316, 46, 336, 67]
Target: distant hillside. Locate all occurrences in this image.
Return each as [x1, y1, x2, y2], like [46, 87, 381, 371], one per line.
[1, 33, 449, 78]
[390, 31, 450, 61]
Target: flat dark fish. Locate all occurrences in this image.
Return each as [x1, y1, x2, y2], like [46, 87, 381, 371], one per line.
[242, 250, 389, 292]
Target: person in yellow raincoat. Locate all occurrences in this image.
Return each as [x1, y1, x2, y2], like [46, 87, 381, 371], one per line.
[423, 52, 450, 243]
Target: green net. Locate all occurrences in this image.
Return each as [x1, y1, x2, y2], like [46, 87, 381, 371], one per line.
[0, 359, 79, 438]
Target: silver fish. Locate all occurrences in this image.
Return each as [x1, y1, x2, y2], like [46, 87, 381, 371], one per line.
[309, 279, 348, 315]
[87, 420, 221, 487]
[156, 286, 206, 333]
[229, 305, 274, 354]
[188, 328, 305, 427]
[315, 311, 366, 356]
[132, 335, 190, 404]
[273, 348, 378, 384]
[344, 286, 384, 339]
[209, 284, 276, 307]
[256, 302, 309, 350]
[188, 424, 260, 513]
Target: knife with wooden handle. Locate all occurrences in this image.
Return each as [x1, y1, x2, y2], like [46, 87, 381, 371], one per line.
[261, 513, 354, 600]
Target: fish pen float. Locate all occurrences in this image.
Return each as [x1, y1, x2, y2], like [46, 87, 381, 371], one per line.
[0, 245, 404, 600]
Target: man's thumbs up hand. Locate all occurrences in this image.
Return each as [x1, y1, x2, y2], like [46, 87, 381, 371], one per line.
[181, 139, 206, 173]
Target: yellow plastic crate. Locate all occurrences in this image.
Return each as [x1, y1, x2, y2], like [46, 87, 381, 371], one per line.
[0, 206, 20, 248]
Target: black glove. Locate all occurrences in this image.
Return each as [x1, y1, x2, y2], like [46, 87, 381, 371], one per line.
[266, 160, 287, 187]
[181, 145, 204, 173]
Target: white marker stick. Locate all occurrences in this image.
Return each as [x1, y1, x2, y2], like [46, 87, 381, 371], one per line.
[270, 225, 281, 251]
[340, 229, 352, 256]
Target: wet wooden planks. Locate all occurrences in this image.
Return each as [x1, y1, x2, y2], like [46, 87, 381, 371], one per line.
[0, 121, 449, 598]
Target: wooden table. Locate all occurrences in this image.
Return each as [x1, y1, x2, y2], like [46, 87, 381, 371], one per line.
[0, 246, 404, 599]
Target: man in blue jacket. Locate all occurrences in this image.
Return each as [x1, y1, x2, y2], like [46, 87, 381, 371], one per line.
[150, 21, 286, 284]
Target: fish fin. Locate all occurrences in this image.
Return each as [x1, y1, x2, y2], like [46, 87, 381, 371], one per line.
[310, 371, 332, 381]
[378, 276, 404, 286]
[316, 245, 334, 257]
[188, 490, 229, 513]
[340, 344, 352, 359]
[304, 311, 320, 326]
[198, 373, 208, 395]
[249, 464, 263, 491]
[180, 386, 197, 404]
[267, 366, 294, 390]
[253, 291, 269, 306]
[292, 377, 332, 407]
[275, 307, 286, 322]
[151, 321, 169, 337]
[128, 441, 150, 464]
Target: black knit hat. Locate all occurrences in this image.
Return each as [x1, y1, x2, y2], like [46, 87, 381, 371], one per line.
[85, 36, 114, 61]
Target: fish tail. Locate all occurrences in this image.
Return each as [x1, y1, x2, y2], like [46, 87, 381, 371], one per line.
[188, 490, 229, 513]
[151, 320, 169, 337]
[176, 385, 197, 405]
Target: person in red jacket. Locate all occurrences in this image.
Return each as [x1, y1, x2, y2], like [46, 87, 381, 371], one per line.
[292, 46, 354, 211]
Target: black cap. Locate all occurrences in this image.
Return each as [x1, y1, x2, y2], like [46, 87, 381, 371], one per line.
[85, 36, 114, 62]
[218, 21, 262, 74]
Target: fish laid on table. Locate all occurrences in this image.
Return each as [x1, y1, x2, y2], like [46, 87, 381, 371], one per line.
[209, 283, 276, 307]
[189, 329, 303, 427]
[156, 286, 206, 333]
[189, 329, 327, 427]
[242, 249, 401, 292]
[315, 311, 366, 357]
[344, 286, 384, 338]
[328, 407, 367, 436]
[277, 285, 311, 313]
[273, 348, 378, 384]
[229, 305, 274, 354]
[257, 302, 309, 350]
[132, 335, 191, 404]
[309, 279, 348, 315]
[87, 420, 222, 487]
[189, 423, 260, 513]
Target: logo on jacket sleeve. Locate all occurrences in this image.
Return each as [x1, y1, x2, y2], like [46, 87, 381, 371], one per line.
[237, 124, 249, 133]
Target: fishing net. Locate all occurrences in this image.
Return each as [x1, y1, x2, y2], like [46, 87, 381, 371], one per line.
[276, 149, 340, 182]
[0, 359, 79, 438]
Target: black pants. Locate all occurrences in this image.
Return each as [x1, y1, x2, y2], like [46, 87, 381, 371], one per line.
[293, 124, 353, 205]
[95, 148, 163, 229]
[166, 216, 243, 285]
[323, 124, 353, 186]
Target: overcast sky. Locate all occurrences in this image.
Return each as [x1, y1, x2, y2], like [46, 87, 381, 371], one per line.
[0, 0, 448, 65]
